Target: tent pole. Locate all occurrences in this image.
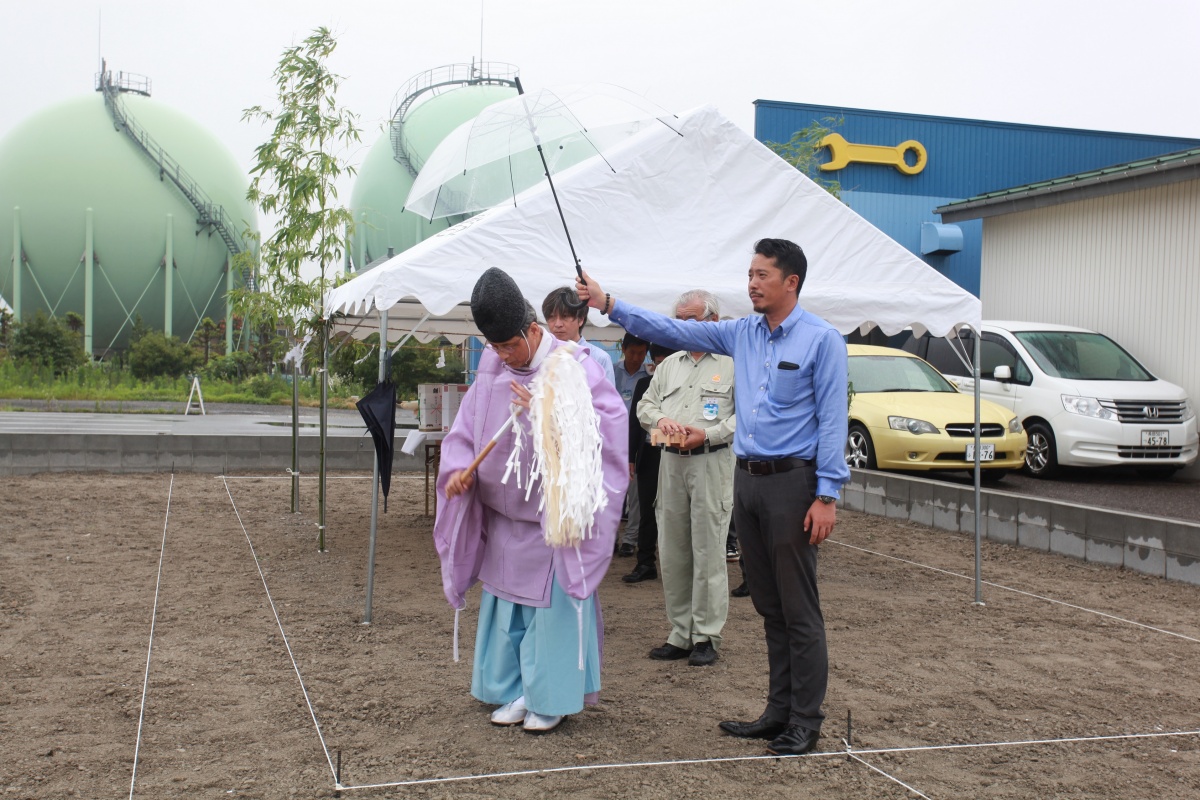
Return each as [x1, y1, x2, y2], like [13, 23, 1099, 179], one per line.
[363, 309, 388, 624]
[973, 329, 983, 605]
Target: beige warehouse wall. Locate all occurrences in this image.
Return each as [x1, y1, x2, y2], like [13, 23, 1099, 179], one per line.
[979, 178, 1200, 477]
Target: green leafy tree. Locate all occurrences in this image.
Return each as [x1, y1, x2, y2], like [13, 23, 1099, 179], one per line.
[129, 314, 151, 346]
[765, 116, 844, 199]
[331, 337, 465, 397]
[203, 350, 259, 382]
[238, 27, 361, 543]
[64, 311, 84, 342]
[10, 311, 87, 375]
[196, 317, 220, 364]
[0, 308, 13, 352]
[130, 331, 199, 379]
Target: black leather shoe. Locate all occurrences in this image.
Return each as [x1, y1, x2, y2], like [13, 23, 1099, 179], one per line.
[648, 642, 691, 660]
[622, 564, 657, 583]
[731, 581, 750, 597]
[718, 713, 787, 739]
[767, 725, 820, 756]
[617, 543, 636, 557]
[688, 641, 718, 666]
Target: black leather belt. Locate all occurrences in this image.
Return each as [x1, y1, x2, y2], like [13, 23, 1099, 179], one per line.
[736, 456, 813, 476]
[663, 443, 729, 456]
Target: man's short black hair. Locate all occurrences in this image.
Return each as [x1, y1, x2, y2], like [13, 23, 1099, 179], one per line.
[542, 287, 588, 323]
[754, 238, 808, 292]
[621, 333, 649, 351]
[648, 343, 678, 361]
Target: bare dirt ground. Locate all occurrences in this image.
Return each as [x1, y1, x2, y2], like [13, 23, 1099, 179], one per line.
[3, 471, 1199, 799]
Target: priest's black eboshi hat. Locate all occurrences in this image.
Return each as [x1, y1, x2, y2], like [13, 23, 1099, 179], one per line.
[471, 267, 528, 343]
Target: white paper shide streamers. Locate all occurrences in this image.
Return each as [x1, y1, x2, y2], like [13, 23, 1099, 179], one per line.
[524, 343, 607, 547]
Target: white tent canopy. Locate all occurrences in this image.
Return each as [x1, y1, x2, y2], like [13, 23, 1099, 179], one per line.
[326, 104, 980, 344]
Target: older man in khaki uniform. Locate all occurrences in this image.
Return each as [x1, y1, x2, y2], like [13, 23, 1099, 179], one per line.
[636, 289, 736, 667]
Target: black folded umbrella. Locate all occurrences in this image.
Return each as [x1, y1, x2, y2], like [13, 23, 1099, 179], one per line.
[356, 380, 397, 511]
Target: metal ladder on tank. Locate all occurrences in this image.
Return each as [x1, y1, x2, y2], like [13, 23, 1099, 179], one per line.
[96, 66, 255, 291]
[386, 61, 520, 178]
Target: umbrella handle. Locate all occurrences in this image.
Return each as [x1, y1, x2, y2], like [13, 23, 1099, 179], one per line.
[515, 78, 588, 310]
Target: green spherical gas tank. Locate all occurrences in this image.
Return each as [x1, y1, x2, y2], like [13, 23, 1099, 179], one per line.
[0, 91, 256, 353]
[349, 67, 517, 271]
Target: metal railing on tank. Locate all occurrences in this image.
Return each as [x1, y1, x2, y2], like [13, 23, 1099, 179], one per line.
[95, 65, 254, 290]
[387, 61, 520, 178]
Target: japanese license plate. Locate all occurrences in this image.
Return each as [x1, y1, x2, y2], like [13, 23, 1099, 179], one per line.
[966, 443, 995, 462]
[1141, 430, 1169, 446]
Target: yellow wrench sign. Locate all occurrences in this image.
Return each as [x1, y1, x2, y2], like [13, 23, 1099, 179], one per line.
[819, 133, 927, 175]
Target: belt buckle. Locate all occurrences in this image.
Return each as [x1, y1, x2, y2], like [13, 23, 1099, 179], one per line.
[746, 460, 764, 476]
[678, 447, 691, 457]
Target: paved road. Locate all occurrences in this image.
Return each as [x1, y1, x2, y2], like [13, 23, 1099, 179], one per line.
[922, 465, 1199, 523]
[0, 400, 420, 436]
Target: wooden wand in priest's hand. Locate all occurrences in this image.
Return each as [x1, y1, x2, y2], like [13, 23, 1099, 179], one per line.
[444, 406, 524, 499]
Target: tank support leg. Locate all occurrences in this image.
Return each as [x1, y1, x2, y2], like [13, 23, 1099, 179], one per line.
[11, 207, 21, 321]
[225, 254, 234, 354]
[85, 208, 94, 356]
[163, 214, 173, 337]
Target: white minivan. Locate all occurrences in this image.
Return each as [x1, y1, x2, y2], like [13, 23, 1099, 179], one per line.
[905, 322, 1198, 479]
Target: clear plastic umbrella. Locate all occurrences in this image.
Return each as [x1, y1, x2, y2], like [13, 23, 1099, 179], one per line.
[405, 81, 681, 297]
[406, 82, 681, 220]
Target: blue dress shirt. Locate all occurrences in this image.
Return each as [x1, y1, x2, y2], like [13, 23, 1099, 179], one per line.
[613, 359, 650, 412]
[579, 336, 616, 385]
[610, 299, 850, 499]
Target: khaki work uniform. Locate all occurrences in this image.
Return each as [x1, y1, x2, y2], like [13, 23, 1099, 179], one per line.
[637, 351, 736, 650]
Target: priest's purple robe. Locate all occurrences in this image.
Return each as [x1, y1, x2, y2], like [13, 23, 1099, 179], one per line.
[433, 336, 629, 611]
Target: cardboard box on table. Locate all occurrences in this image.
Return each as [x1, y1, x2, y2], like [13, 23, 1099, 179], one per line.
[418, 384, 470, 432]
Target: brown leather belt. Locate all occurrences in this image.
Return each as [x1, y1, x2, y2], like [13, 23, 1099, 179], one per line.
[736, 457, 813, 476]
[663, 443, 729, 456]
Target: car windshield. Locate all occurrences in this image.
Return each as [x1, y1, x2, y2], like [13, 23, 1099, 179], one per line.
[849, 355, 958, 393]
[1012, 331, 1153, 381]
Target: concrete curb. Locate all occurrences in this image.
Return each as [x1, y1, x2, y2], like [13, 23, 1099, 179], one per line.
[842, 469, 1200, 586]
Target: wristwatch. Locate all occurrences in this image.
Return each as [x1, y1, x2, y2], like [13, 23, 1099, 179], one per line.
[816, 495, 837, 505]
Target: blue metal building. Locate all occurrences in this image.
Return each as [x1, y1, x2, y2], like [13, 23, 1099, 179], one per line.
[754, 101, 1200, 296]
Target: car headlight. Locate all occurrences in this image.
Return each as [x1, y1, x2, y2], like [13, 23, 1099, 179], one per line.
[1183, 399, 1196, 422]
[1008, 416, 1022, 433]
[888, 416, 939, 435]
[1061, 394, 1117, 420]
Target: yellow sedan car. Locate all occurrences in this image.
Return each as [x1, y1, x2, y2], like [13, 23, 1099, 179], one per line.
[846, 345, 1027, 477]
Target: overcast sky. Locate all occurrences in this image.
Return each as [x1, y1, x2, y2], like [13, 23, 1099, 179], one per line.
[3, 0, 1198, 217]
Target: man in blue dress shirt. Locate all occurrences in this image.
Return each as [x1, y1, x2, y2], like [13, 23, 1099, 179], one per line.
[576, 238, 849, 756]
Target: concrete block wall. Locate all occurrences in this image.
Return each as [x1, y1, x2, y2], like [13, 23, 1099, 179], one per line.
[842, 469, 1200, 586]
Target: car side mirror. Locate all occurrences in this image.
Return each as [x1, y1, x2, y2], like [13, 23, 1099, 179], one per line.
[993, 365, 1012, 381]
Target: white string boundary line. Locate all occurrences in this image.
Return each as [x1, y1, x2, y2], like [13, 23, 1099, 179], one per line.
[220, 476, 339, 784]
[218, 475, 374, 481]
[829, 539, 1200, 644]
[128, 473, 174, 800]
[334, 728, 1200, 791]
[843, 739, 933, 799]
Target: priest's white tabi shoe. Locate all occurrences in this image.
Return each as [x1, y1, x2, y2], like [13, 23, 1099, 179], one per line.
[490, 696, 527, 726]
[522, 711, 564, 733]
